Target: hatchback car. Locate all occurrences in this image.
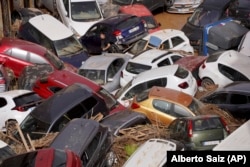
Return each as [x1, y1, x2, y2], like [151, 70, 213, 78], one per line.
[181, 0, 231, 49]
[130, 86, 203, 126]
[0, 148, 82, 167]
[115, 64, 198, 107]
[17, 83, 109, 140]
[0, 90, 42, 131]
[119, 4, 161, 34]
[0, 37, 77, 78]
[167, 0, 203, 13]
[126, 29, 194, 57]
[50, 118, 114, 167]
[80, 14, 148, 54]
[200, 81, 250, 119]
[17, 14, 89, 68]
[120, 49, 184, 87]
[78, 53, 131, 92]
[167, 115, 230, 150]
[198, 50, 250, 87]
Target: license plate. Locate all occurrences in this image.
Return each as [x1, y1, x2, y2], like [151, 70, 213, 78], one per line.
[203, 140, 220, 146]
[129, 26, 139, 33]
[178, 8, 189, 12]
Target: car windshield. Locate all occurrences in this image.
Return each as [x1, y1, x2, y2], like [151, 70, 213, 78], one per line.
[44, 50, 64, 70]
[127, 39, 148, 55]
[126, 62, 152, 74]
[71, 1, 102, 21]
[20, 114, 50, 140]
[117, 16, 141, 29]
[187, 98, 204, 115]
[141, 16, 158, 29]
[188, 7, 221, 27]
[79, 69, 106, 85]
[115, 79, 133, 98]
[193, 117, 224, 131]
[54, 35, 83, 57]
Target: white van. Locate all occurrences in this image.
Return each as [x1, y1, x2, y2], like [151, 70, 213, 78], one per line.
[56, 0, 104, 36]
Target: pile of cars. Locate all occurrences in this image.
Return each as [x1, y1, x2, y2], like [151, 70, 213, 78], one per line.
[0, 0, 250, 166]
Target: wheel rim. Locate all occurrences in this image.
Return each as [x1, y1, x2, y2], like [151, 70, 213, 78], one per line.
[201, 78, 214, 88]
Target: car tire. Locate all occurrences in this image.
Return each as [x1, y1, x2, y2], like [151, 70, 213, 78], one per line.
[109, 44, 122, 53]
[201, 78, 214, 88]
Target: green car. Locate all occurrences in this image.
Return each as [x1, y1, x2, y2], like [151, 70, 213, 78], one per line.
[167, 115, 230, 150]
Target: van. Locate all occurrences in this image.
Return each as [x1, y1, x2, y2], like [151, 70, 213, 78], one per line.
[17, 14, 89, 68]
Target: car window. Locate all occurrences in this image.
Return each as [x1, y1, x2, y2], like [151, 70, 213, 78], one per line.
[98, 88, 117, 110]
[0, 98, 7, 107]
[126, 62, 151, 74]
[107, 58, 124, 79]
[174, 66, 188, 79]
[206, 51, 223, 62]
[193, 118, 223, 131]
[175, 120, 187, 133]
[171, 55, 183, 63]
[157, 58, 171, 67]
[218, 64, 249, 81]
[162, 40, 170, 49]
[207, 93, 228, 104]
[63, 0, 69, 13]
[153, 99, 172, 114]
[117, 16, 140, 29]
[141, 16, 157, 29]
[14, 92, 42, 108]
[80, 69, 105, 84]
[230, 94, 248, 104]
[53, 149, 68, 166]
[124, 78, 167, 99]
[171, 36, 184, 47]
[82, 132, 101, 165]
[172, 104, 194, 117]
[128, 39, 148, 55]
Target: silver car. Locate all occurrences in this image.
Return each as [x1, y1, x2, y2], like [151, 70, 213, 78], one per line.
[167, 0, 203, 13]
[78, 53, 131, 92]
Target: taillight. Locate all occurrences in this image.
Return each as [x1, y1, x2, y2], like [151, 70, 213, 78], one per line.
[178, 82, 189, 89]
[201, 63, 206, 69]
[113, 30, 121, 36]
[130, 102, 140, 109]
[220, 117, 230, 134]
[12, 106, 25, 112]
[188, 120, 193, 137]
[0, 79, 5, 84]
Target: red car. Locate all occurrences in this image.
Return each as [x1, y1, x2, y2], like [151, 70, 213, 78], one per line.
[31, 69, 126, 114]
[119, 4, 161, 34]
[0, 38, 77, 78]
[0, 148, 82, 167]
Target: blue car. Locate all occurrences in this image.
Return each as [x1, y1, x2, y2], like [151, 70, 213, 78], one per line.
[80, 14, 148, 55]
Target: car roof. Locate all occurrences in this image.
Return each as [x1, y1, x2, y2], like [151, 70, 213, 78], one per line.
[28, 14, 73, 41]
[147, 86, 193, 107]
[217, 81, 250, 93]
[50, 118, 100, 155]
[0, 89, 33, 98]
[0, 37, 47, 56]
[81, 53, 130, 70]
[216, 50, 250, 76]
[100, 109, 149, 133]
[99, 14, 135, 25]
[119, 4, 152, 17]
[143, 29, 185, 41]
[132, 64, 179, 85]
[129, 49, 175, 65]
[31, 83, 93, 124]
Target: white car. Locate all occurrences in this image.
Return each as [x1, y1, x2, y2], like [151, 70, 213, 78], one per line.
[0, 90, 42, 131]
[199, 50, 250, 88]
[115, 64, 197, 107]
[167, 0, 203, 14]
[123, 138, 184, 167]
[120, 49, 184, 87]
[126, 29, 194, 57]
[56, 0, 104, 36]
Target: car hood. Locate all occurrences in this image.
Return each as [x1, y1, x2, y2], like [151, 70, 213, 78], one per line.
[70, 19, 103, 36]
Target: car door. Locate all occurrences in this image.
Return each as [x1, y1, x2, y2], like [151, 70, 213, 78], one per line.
[169, 36, 186, 50]
[227, 93, 250, 118]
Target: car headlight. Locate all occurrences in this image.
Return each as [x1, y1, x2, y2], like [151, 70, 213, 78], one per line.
[105, 151, 117, 167]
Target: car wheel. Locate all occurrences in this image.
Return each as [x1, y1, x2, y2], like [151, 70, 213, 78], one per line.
[165, 0, 175, 7]
[109, 44, 122, 53]
[201, 78, 215, 88]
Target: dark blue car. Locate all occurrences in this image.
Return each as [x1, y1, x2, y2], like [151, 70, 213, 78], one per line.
[80, 14, 148, 55]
